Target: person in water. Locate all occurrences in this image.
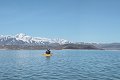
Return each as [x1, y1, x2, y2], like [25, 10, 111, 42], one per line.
[46, 49, 51, 54]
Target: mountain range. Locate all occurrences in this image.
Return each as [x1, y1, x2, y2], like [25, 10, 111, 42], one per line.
[0, 33, 70, 45]
[0, 33, 120, 50]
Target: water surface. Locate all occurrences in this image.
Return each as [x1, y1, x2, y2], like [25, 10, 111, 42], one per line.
[0, 50, 120, 80]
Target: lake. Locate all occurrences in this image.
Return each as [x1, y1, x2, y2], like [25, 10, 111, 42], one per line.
[0, 50, 120, 80]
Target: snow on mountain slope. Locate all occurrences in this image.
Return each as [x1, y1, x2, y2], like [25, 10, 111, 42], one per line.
[0, 33, 70, 45]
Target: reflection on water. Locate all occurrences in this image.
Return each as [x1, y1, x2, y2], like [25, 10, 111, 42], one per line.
[0, 50, 120, 80]
[45, 56, 51, 60]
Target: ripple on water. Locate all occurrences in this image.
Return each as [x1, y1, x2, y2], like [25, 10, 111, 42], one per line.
[0, 50, 120, 80]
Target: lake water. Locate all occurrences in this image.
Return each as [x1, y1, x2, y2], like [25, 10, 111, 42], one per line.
[0, 50, 120, 80]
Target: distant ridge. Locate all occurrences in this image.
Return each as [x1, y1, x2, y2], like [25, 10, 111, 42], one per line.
[0, 33, 70, 45]
[0, 33, 120, 50]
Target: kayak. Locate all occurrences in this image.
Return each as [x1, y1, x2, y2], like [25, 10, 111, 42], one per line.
[42, 53, 52, 57]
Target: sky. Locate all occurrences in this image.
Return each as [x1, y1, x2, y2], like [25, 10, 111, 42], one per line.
[0, 0, 120, 43]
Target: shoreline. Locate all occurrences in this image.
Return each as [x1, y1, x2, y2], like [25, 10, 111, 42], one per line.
[0, 49, 120, 51]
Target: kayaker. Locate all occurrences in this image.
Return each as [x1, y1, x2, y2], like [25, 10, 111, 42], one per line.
[46, 49, 51, 54]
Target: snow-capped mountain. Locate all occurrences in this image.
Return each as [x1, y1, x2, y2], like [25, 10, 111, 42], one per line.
[0, 33, 70, 45]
